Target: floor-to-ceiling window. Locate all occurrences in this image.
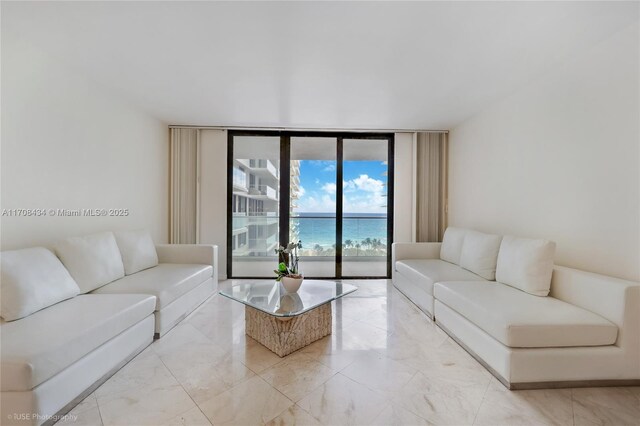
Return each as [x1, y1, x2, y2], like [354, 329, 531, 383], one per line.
[227, 131, 394, 279]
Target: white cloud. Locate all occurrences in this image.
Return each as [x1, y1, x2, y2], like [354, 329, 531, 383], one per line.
[297, 186, 305, 197]
[309, 160, 336, 173]
[343, 180, 356, 192]
[295, 194, 336, 213]
[343, 174, 387, 213]
[351, 174, 384, 193]
[321, 182, 337, 194]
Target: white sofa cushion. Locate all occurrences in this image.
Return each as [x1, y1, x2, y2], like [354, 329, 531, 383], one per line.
[0, 248, 80, 321]
[0, 294, 155, 391]
[459, 231, 502, 280]
[54, 232, 125, 293]
[434, 281, 617, 348]
[395, 259, 486, 296]
[496, 236, 556, 296]
[440, 227, 467, 265]
[91, 263, 213, 310]
[114, 230, 159, 275]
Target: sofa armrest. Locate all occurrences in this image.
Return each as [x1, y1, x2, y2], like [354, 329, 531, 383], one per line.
[392, 242, 442, 265]
[155, 244, 218, 272]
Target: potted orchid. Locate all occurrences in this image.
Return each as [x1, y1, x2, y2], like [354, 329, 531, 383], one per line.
[274, 240, 303, 292]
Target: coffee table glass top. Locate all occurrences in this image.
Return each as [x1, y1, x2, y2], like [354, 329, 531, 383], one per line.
[219, 280, 357, 317]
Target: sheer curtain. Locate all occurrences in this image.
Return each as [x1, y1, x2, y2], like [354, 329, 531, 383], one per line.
[169, 128, 199, 243]
[415, 132, 448, 242]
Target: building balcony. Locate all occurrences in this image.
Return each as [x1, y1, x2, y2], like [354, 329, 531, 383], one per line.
[248, 184, 278, 201]
[232, 167, 248, 191]
[247, 159, 279, 179]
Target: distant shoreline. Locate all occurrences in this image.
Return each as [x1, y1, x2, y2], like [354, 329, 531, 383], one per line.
[292, 214, 388, 250]
[292, 212, 387, 217]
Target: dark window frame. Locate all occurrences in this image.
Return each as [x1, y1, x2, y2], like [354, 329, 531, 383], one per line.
[227, 130, 395, 279]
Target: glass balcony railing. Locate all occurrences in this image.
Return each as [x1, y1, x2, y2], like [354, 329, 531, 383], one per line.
[232, 213, 279, 232]
[233, 216, 388, 259]
[290, 216, 388, 257]
[233, 168, 247, 189]
[249, 159, 279, 178]
[248, 184, 278, 200]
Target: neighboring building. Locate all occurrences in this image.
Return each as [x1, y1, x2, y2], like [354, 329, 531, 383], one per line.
[231, 159, 300, 257]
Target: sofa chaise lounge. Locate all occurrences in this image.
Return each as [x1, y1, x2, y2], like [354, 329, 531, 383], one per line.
[1, 230, 218, 426]
[392, 227, 640, 389]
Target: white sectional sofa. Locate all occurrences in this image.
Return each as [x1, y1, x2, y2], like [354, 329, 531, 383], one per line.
[392, 227, 640, 389]
[0, 231, 218, 425]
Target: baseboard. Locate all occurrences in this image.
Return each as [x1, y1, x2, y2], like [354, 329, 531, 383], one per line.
[509, 379, 640, 390]
[435, 320, 640, 391]
[42, 339, 151, 426]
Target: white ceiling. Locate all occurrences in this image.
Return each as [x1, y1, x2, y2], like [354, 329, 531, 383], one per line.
[3, 1, 638, 130]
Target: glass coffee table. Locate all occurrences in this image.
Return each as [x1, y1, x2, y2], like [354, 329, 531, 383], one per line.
[220, 280, 357, 357]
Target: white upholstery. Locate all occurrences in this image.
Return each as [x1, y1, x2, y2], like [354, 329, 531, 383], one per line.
[0, 294, 155, 391]
[436, 300, 639, 385]
[392, 272, 435, 317]
[391, 242, 441, 263]
[155, 244, 217, 272]
[440, 227, 467, 265]
[395, 259, 486, 296]
[54, 232, 125, 293]
[0, 237, 219, 425]
[0, 316, 154, 426]
[0, 248, 79, 321]
[459, 230, 502, 280]
[393, 233, 640, 388]
[114, 230, 158, 275]
[154, 278, 215, 336]
[496, 236, 556, 296]
[92, 264, 212, 310]
[434, 281, 618, 348]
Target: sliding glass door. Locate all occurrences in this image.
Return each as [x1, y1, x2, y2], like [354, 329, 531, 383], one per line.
[290, 137, 337, 277]
[342, 139, 390, 277]
[228, 131, 393, 279]
[229, 136, 280, 277]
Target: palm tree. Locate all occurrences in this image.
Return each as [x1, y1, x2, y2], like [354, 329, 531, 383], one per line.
[314, 244, 323, 253]
[344, 239, 353, 248]
[355, 243, 361, 256]
[364, 237, 372, 248]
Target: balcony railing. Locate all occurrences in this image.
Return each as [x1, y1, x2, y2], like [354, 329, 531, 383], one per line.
[233, 168, 247, 189]
[232, 213, 279, 231]
[248, 159, 279, 178]
[291, 216, 387, 257]
[248, 184, 278, 200]
[233, 216, 388, 258]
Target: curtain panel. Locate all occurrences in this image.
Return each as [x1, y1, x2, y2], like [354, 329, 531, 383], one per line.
[415, 132, 448, 242]
[169, 128, 199, 243]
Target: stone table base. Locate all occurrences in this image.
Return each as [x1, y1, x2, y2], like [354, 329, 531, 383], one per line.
[245, 303, 332, 357]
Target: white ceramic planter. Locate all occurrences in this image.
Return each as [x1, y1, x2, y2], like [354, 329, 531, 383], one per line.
[282, 276, 304, 293]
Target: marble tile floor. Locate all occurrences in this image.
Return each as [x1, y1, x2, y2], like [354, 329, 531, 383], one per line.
[59, 280, 640, 426]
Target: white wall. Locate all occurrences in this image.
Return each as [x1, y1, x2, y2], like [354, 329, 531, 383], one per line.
[199, 129, 228, 279]
[448, 22, 639, 281]
[1, 38, 168, 249]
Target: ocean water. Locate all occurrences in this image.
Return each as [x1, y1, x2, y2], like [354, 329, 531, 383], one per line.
[292, 213, 387, 249]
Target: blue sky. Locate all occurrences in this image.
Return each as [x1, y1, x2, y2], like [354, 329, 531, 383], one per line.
[294, 160, 388, 213]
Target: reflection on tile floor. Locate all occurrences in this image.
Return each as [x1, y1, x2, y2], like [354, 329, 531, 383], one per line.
[62, 280, 640, 426]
